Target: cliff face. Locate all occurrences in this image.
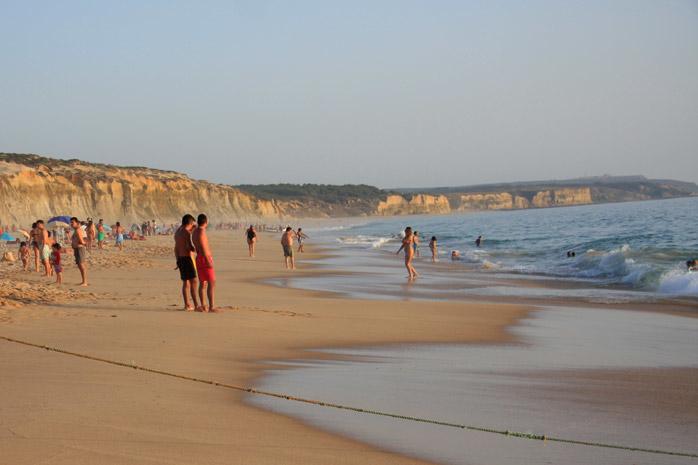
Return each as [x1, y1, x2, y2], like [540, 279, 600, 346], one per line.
[449, 187, 591, 211]
[376, 194, 451, 216]
[1, 154, 693, 227]
[0, 157, 282, 226]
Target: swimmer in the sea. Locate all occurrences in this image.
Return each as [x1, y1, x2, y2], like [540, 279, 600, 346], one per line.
[687, 259, 697, 272]
[451, 250, 460, 260]
[475, 235, 482, 247]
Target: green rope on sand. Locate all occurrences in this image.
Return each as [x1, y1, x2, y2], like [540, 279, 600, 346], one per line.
[1, 335, 696, 459]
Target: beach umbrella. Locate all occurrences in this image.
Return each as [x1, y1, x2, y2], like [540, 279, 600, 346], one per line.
[47, 215, 71, 224]
[47, 220, 70, 229]
[0, 232, 16, 241]
[131, 224, 141, 232]
[17, 229, 30, 238]
[102, 224, 112, 232]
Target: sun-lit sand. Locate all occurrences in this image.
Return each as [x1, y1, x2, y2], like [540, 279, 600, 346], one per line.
[0, 231, 528, 464]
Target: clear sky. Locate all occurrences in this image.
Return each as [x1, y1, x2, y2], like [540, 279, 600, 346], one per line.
[1, 1, 696, 187]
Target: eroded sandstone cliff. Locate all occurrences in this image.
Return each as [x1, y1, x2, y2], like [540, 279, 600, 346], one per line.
[0, 155, 282, 226]
[1, 154, 693, 227]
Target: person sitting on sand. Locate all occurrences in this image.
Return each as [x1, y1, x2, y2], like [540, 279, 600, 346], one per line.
[70, 217, 88, 286]
[114, 222, 124, 251]
[281, 227, 296, 270]
[50, 243, 63, 285]
[296, 228, 309, 253]
[19, 241, 30, 271]
[174, 214, 199, 311]
[192, 214, 217, 312]
[246, 225, 257, 258]
[396, 227, 418, 279]
[429, 236, 438, 262]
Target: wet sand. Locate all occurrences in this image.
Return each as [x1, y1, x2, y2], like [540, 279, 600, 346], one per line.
[0, 232, 527, 465]
[249, 307, 698, 465]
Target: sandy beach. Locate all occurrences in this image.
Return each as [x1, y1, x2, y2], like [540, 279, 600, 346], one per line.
[0, 232, 529, 465]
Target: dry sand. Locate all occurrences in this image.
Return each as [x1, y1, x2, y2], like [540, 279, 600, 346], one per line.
[0, 232, 528, 465]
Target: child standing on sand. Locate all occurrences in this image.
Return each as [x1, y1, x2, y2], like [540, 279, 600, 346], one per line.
[19, 241, 30, 271]
[50, 243, 63, 285]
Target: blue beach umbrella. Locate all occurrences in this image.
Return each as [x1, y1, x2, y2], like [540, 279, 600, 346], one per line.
[47, 215, 72, 224]
[1, 232, 16, 241]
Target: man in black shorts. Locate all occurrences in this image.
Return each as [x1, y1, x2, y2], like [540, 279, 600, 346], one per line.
[174, 214, 199, 311]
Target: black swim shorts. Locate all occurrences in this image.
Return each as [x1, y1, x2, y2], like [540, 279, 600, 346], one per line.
[177, 256, 197, 281]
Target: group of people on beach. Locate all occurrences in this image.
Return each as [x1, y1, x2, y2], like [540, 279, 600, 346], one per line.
[396, 228, 486, 279]
[20, 218, 90, 286]
[174, 214, 310, 312]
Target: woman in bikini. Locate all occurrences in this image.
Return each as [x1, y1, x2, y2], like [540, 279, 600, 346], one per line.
[396, 226, 418, 279]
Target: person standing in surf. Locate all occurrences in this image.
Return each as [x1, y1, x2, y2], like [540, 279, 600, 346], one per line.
[281, 226, 296, 270]
[296, 227, 308, 253]
[396, 226, 418, 279]
[429, 236, 438, 262]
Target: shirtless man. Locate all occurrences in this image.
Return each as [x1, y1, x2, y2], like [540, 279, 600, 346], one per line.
[70, 217, 88, 286]
[281, 226, 296, 270]
[245, 225, 257, 258]
[192, 214, 217, 312]
[35, 220, 51, 276]
[174, 214, 199, 311]
[396, 226, 418, 279]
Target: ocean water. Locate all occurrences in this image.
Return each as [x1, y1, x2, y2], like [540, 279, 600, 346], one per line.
[251, 198, 698, 464]
[309, 197, 698, 300]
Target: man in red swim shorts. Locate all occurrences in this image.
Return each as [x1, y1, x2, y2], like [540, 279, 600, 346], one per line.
[192, 213, 218, 313]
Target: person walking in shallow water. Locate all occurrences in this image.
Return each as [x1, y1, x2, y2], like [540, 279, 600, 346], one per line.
[397, 227, 418, 279]
[429, 236, 438, 262]
[296, 228, 308, 253]
[281, 227, 296, 270]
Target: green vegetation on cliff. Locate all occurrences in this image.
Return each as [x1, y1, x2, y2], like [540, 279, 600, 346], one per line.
[236, 184, 387, 202]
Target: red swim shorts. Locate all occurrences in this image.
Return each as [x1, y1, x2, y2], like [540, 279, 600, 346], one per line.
[196, 255, 215, 282]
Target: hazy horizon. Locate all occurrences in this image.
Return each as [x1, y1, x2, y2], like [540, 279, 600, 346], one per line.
[1, 1, 696, 187]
